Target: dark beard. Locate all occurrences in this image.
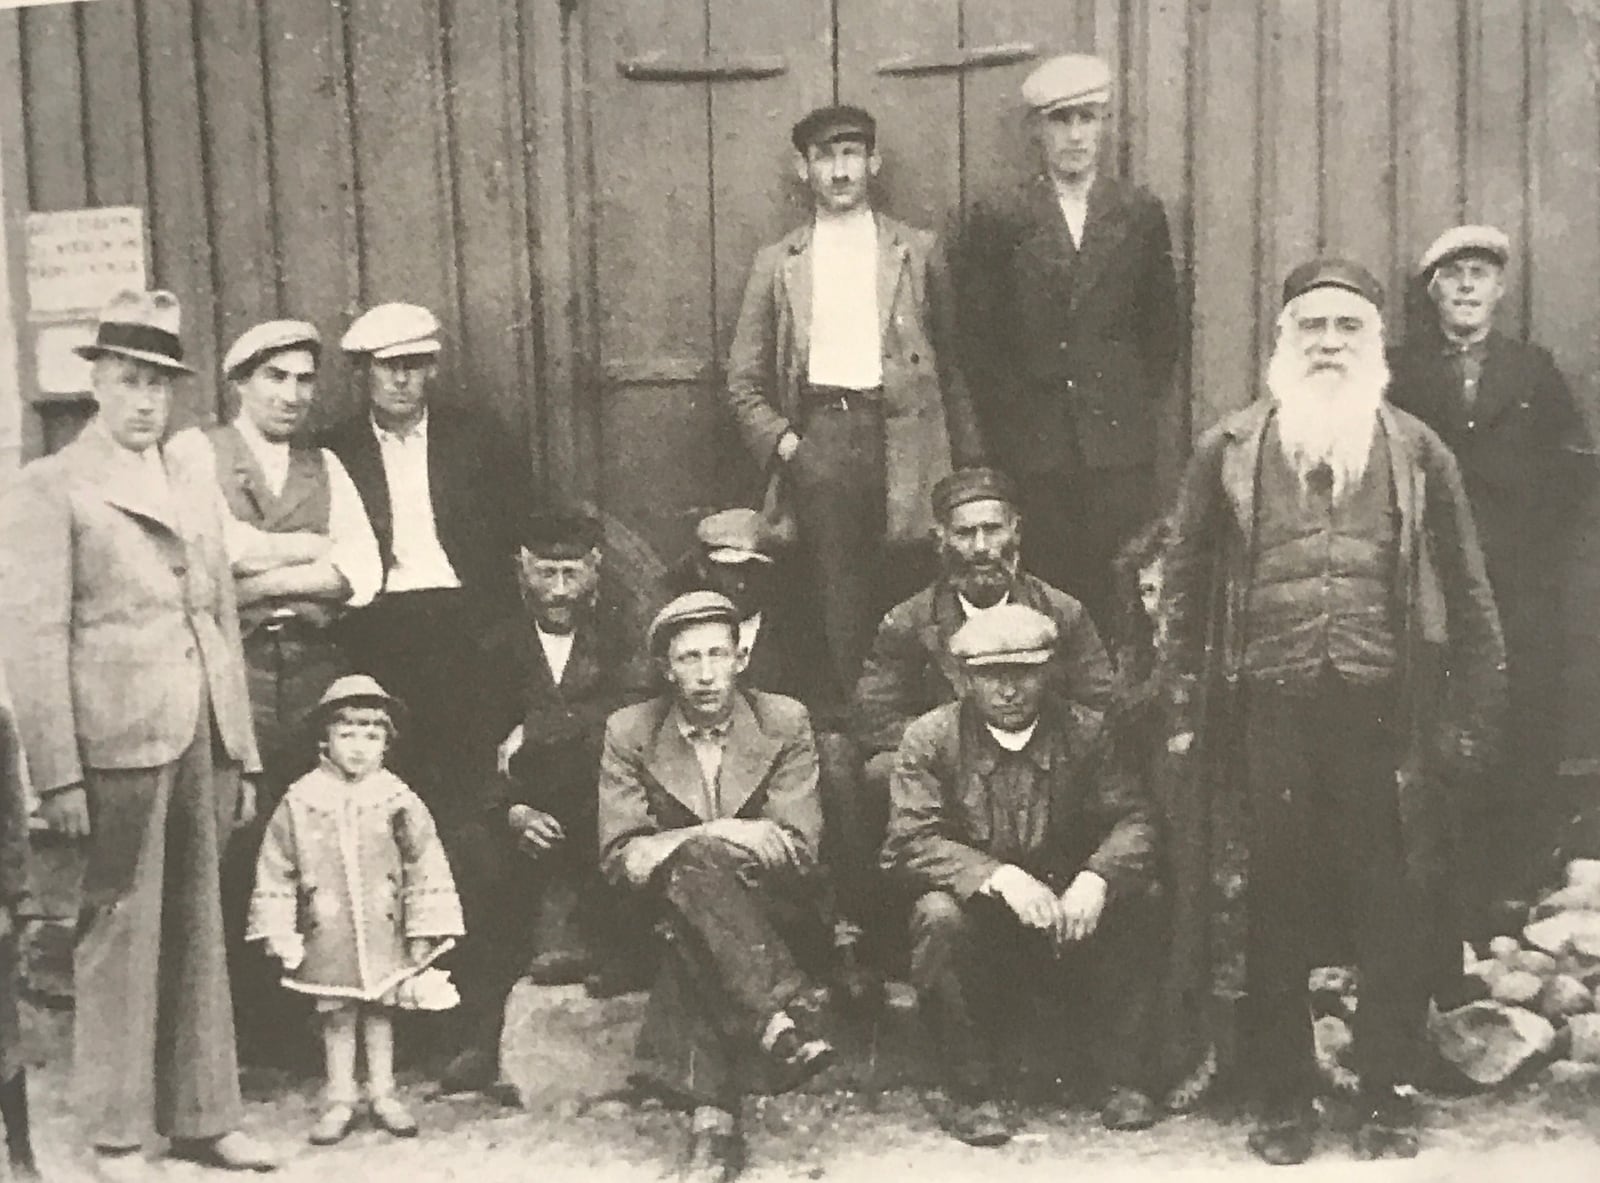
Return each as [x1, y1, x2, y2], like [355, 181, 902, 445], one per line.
[947, 556, 1017, 605]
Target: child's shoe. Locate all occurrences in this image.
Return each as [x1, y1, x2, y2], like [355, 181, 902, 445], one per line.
[309, 1103, 360, 1146]
[369, 1095, 418, 1138]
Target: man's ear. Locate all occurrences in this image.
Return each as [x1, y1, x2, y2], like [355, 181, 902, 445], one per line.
[584, 546, 603, 572]
[868, 150, 883, 179]
[793, 149, 811, 183]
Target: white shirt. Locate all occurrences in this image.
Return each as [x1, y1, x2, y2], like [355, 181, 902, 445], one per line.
[206, 424, 383, 609]
[738, 612, 763, 660]
[371, 412, 462, 593]
[986, 720, 1039, 753]
[536, 626, 576, 685]
[1053, 172, 1095, 248]
[957, 591, 1012, 620]
[675, 711, 732, 819]
[806, 208, 883, 390]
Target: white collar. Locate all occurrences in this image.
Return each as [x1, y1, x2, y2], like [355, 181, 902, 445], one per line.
[986, 720, 1039, 752]
[812, 206, 876, 234]
[372, 408, 429, 445]
[957, 590, 1011, 618]
[234, 413, 291, 459]
[1052, 170, 1097, 201]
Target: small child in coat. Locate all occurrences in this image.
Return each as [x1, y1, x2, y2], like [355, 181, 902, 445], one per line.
[248, 675, 464, 1146]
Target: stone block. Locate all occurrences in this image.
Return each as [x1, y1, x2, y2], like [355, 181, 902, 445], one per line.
[1539, 974, 1592, 1020]
[1525, 912, 1600, 958]
[1568, 1014, 1600, 1064]
[1429, 1001, 1556, 1086]
[1490, 969, 1543, 1006]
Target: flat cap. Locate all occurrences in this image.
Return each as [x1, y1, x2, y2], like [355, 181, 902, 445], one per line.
[948, 603, 1058, 668]
[1021, 54, 1113, 114]
[520, 509, 603, 558]
[648, 590, 740, 655]
[315, 673, 405, 720]
[697, 508, 774, 565]
[1281, 257, 1384, 310]
[932, 466, 1019, 521]
[791, 104, 876, 152]
[1419, 224, 1511, 276]
[223, 319, 321, 381]
[340, 302, 442, 359]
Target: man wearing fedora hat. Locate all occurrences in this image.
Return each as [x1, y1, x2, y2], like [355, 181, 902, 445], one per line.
[722, 104, 984, 721]
[598, 591, 832, 1183]
[1163, 260, 1505, 1163]
[1388, 227, 1593, 935]
[954, 54, 1179, 632]
[0, 290, 278, 1173]
[880, 603, 1159, 1144]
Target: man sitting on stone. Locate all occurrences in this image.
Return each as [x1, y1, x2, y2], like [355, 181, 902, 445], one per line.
[598, 591, 833, 1183]
[880, 604, 1159, 1146]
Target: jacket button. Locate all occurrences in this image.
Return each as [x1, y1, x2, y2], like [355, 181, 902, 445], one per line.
[172, 564, 187, 577]
[1466, 419, 1476, 430]
[184, 646, 197, 659]
[909, 352, 921, 365]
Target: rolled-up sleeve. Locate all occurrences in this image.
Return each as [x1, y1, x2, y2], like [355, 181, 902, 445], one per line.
[323, 451, 383, 608]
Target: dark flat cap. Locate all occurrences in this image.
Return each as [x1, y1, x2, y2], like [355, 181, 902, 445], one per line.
[932, 466, 1019, 521]
[791, 105, 876, 152]
[647, 590, 740, 655]
[520, 509, 602, 558]
[697, 508, 774, 565]
[1281, 258, 1385, 310]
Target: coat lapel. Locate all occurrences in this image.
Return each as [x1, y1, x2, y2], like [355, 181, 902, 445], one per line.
[344, 423, 392, 559]
[1220, 402, 1273, 538]
[273, 446, 324, 523]
[779, 225, 815, 363]
[644, 708, 712, 818]
[1069, 177, 1130, 311]
[1023, 177, 1078, 284]
[876, 217, 909, 342]
[1471, 333, 1520, 427]
[717, 693, 782, 819]
[73, 427, 180, 535]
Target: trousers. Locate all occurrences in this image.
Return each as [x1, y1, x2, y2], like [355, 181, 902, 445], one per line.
[1016, 464, 1153, 635]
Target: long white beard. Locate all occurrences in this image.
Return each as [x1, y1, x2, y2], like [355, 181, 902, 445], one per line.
[1266, 346, 1390, 501]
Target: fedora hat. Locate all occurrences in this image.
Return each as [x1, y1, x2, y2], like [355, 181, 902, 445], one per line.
[74, 289, 194, 373]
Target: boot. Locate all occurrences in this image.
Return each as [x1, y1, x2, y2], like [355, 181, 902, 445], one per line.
[0, 1070, 40, 1179]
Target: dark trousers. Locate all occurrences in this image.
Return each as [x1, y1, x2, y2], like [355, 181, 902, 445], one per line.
[908, 886, 1160, 1100]
[824, 736, 894, 942]
[1240, 675, 1427, 1101]
[1016, 464, 1153, 634]
[633, 837, 821, 1109]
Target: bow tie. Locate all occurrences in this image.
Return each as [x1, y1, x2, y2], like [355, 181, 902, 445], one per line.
[686, 722, 731, 743]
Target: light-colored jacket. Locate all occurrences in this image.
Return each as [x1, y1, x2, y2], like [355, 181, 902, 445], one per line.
[723, 214, 984, 544]
[0, 424, 260, 791]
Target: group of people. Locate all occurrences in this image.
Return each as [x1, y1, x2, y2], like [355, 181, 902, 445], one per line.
[0, 46, 1589, 1183]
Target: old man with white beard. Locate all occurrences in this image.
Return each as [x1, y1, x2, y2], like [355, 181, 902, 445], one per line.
[1163, 260, 1505, 1166]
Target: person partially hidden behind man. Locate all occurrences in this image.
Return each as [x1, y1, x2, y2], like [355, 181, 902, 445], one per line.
[598, 591, 833, 1183]
[880, 603, 1160, 1147]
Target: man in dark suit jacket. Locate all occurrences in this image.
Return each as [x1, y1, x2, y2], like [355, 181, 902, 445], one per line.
[954, 55, 1179, 631]
[1388, 226, 1593, 932]
[321, 302, 523, 831]
[599, 592, 833, 1183]
[881, 604, 1158, 1146]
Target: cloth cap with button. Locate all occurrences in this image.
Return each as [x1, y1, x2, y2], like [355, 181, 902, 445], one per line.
[949, 603, 1058, 668]
[791, 104, 877, 152]
[697, 508, 775, 566]
[340, 302, 442, 360]
[1021, 54, 1113, 114]
[648, 590, 740, 656]
[932, 466, 1020, 523]
[223, 319, 321, 382]
[521, 508, 603, 559]
[74, 289, 194, 373]
[314, 673, 407, 724]
[1419, 224, 1511, 277]
[1281, 257, 1385, 311]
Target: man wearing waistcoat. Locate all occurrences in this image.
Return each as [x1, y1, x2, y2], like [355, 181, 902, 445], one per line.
[1164, 260, 1505, 1165]
[954, 55, 1179, 631]
[188, 319, 382, 1069]
[722, 105, 985, 718]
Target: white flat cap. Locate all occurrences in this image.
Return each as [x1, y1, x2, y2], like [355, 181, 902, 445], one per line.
[1021, 54, 1112, 114]
[1419, 225, 1511, 276]
[340, 302, 442, 359]
[223, 319, 320, 380]
[948, 603, 1058, 667]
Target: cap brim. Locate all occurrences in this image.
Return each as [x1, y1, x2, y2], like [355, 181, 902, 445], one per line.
[370, 339, 441, 360]
[1423, 247, 1510, 276]
[75, 343, 195, 374]
[961, 650, 1053, 667]
[706, 546, 772, 565]
[1036, 90, 1111, 114]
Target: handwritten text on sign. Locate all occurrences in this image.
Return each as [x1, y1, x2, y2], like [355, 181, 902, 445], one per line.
[25, 207, 147, 319]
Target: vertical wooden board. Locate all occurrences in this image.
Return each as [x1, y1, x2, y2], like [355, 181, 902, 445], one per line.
[1392, 0, 1461, 339]
[1464, 0, 1528, 335]
[262, 0, 362, 431]
[80, 0, 145, 209]
[194, 1, 276, 377]
[19, 3, 86, 209]
[836, 0, 961, 234]
[1325, 0, 1397, 293]
[141, 0, 220, 428]
[1260, 0, 1319, 349]
[961, 0, 1075, 215]
[1187, 0, 1261, 431]
[445, 0, 534, 444]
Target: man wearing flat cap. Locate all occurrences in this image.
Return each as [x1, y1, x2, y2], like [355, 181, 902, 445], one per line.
[1163, 259, 1505, 1164]
[881, 603, 1159, 1146]
[1388, 226, 1593, 935]
[954, 53, 1179, 632]
[442, 509, 652, 1095]
[321, 302, 524, 831]
[0, 291, 278, 1172]
[722, 104, 984, 720]
[598, 591, 832, 1183]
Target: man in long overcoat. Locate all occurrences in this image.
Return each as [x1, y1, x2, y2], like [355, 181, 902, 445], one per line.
[1388, 225, 1593, 931]
[0, 291, 277, 1174]
[1163, 260, 1505, 1165]
[723, 105, 984, 714]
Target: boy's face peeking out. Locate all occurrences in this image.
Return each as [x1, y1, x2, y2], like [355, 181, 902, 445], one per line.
[324, 705, 392, 781]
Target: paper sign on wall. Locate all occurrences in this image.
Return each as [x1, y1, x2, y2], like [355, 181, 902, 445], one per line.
[25, 206, 146, 321]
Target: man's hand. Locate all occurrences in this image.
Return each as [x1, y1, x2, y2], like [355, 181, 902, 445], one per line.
[986, 865, 1060, 932]
[236, 780, 259, 828]
[702, 817, 796, 869]
[620, 832, 681, 887]
[497, 725, 525, 778]
[510, 806, 565, 857]
[776, 431, 802, 464]
[406, 937, 437, 966]
[39, 786, 90, 838]
[1056, 870, 1109, 945]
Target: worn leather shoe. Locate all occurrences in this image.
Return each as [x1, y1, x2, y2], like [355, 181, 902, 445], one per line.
[1352, 1086, 1420, 1160]
[169, 1131, 279, 1172]
[1246, 1101, 1318, 1166]
[679, 1127, 742, 1182]
[369, 1095, 419, 1138]
[765, 1025, 835, 1088]
[1100, 1086, 1158, 1131]
[942, 1098, 1011, 1147]
[308, 1103, 360, 1146]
